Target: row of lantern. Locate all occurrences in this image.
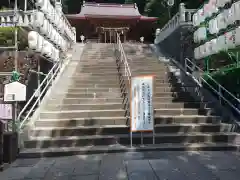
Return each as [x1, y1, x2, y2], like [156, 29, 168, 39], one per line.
[193, 0, 240, 27]
[30, 11, 68, 51]
[194, 1, 240, 43]
[194, 26, 240, 59]
[35, 0, 75, 42]
[28, 31, 60, 62]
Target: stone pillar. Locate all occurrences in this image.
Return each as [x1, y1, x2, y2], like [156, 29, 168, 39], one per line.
[55, 1, 63, 14]
[179, 3, 186, 22]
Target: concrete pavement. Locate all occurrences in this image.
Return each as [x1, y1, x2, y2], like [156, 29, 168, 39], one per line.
[1, 151, 240, 180]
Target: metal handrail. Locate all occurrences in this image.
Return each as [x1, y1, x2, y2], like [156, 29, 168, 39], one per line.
[17, 60, 62, 130]
[116, 33, 132, 83]
[115, 33, 131, 121]
[185, 58, 240, 116]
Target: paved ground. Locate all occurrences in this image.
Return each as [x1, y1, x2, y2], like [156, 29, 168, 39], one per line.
[1, 151, 240, 180]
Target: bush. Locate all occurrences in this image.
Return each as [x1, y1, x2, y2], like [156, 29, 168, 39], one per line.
[0, 27, 28, 50]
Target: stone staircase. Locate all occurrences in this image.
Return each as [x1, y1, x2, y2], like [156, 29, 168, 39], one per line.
[19, 43, 240, 158]
[124, 43, 240, 150]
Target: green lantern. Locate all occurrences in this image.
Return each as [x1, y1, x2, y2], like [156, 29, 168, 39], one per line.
[11, 71, 20, 82]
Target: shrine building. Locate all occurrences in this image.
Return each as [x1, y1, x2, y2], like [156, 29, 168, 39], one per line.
[66, 2, 158, 43]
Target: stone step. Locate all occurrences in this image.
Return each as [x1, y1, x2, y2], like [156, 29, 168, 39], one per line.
[46, 103, 123, 111]
[35, 117, 127, 127]
[73, 72, 119, 76]
[29, 123, 233, 138]
[35, 115, 221, 128]
[80, 66, 118, 70]
[63, 87, 121, 93]
[68, 77, 120, 83]
[153, 102, 209, 109]
[131, 67, 168, 72]
[154, 108, 215, 116]
[48, 97, 123, 104]
[24, 133, 239, 149]
[55, 92, 122, 99]
[154, 115, 221, 124]
[19, 143, 240, 158]
[80, 68, 119, 72]
[40, 109, 126, 119]
[63, 75, 120, 81]
[69, 83, 120, 88]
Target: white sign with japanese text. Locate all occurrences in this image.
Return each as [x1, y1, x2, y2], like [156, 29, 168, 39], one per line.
[130, 75, 154, 132]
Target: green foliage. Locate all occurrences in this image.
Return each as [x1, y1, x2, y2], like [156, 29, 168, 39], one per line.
[0, 26, 16, 46]
[0, 27, 28, 49]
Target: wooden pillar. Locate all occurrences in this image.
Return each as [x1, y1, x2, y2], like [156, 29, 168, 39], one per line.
[104, 30, 106, 43]
[110, 30, 112, 44]
[124, 31, 126, 43]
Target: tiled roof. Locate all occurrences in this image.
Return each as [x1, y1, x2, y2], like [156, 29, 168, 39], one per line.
[71, 2, 141, 18]
[66, 2, 158, 21]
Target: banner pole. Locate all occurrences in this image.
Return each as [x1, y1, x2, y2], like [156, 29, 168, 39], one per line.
[130, 131, 133, 147]
[141, 132, 143, 146]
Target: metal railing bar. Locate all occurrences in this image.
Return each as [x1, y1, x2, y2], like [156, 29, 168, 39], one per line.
[185, 58, 240, 104]
[17, 61, 60, 124]
[19, 64, 60, 129]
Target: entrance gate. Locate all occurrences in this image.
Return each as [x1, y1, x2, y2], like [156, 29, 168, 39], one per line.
[97, 27, 129, 43]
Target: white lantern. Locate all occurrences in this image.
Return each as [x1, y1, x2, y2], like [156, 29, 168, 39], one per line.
[198, 9, 205, 24]
[37, 0, 48, 14]
[225, 30, 235, 50]
[41, 19, 49, 37]
[216, 35, 226, 52]
[235, 27, 240, 46]
[33, 11, 44, 28]
[42, 40, 52, 58]
[28, 31, 39, 51]
[211, 38, 218, 54]
[194, 47, 200, 59]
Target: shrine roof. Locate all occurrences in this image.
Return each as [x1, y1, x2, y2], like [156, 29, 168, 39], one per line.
[66, 2, 157, 21]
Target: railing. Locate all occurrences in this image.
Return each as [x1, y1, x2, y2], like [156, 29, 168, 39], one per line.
[115, 33, 132, 121]
[154, 3, 196, 44]
[17, 60, 62, 131]
[184, 58, 240, 119]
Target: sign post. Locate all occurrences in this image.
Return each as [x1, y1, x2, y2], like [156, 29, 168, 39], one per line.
[4, 80, 26, 132]
[130, 75, 154, 147]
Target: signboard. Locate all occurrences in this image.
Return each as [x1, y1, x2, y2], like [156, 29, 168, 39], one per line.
[130, 75, 154, 132]
[4, 82, 26, 102]
[0, 103, 12, 120]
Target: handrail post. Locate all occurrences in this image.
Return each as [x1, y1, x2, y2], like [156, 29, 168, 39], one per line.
[179, 3, 186, 23]
[218, 85, 222, 105]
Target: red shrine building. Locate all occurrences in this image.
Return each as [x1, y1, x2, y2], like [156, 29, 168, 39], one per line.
[66, 2, 158, 43]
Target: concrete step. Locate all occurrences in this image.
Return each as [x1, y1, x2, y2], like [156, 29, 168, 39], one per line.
[29, 123, 233, 138]
[24, 133, 240, 149]
[48, 97, 123, 104]
[46, 103, 123, 111]
[40, 109, 126, 119]
[154, 108, 215, 116]
[19, 143, 240, 158]
[35, 117, 127, 127]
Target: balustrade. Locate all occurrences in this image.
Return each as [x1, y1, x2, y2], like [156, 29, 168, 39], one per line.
[155, 3, 195, 44]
